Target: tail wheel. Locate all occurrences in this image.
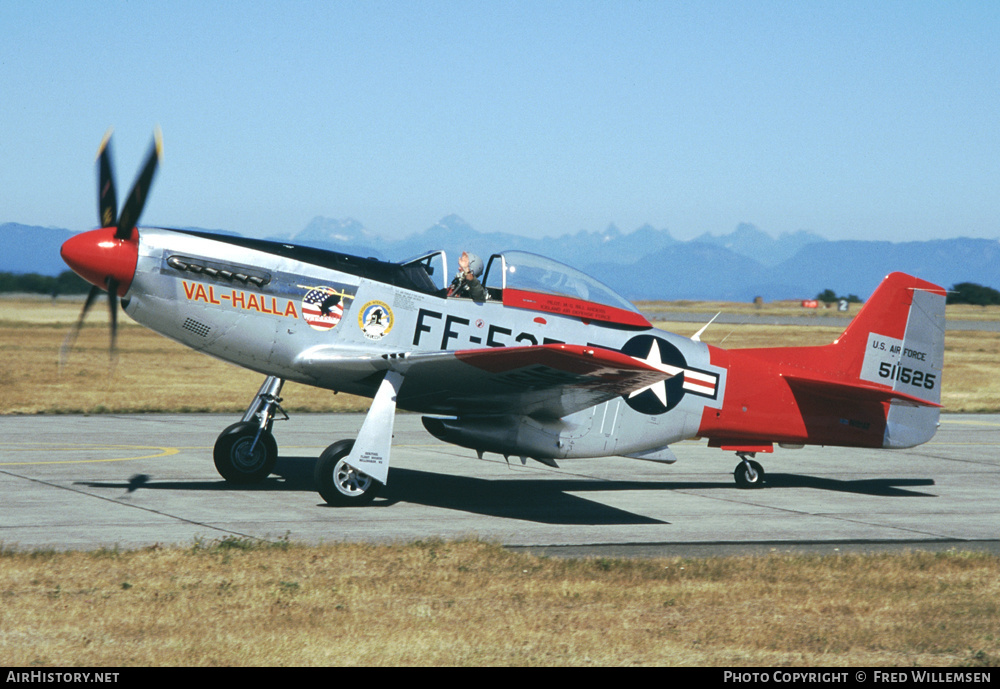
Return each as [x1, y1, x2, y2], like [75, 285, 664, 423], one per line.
[315, 439, 382, 506]
[734, 458, 765, 488]
[213, 422, 278, 484]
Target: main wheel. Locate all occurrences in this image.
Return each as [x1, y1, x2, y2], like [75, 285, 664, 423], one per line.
[315, 439, 382, 506]
[734, 459, 765, 488]
[213, 422, 278, 484]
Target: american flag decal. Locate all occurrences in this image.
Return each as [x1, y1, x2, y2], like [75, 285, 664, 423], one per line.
[300, 285, 354, 332]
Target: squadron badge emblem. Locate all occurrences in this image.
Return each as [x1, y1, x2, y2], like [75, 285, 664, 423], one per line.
[359, 300, 393, 340]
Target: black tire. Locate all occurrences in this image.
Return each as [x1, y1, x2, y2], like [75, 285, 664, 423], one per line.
[213, 422, 278, 484]
[734, 459, 765, 488]
[315, 439, 382, 506]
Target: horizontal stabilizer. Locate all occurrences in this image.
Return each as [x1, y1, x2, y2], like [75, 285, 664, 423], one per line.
[783, 374, 942, 409]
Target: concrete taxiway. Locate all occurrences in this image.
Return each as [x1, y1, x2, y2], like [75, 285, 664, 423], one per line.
[1, 413, 998, 556]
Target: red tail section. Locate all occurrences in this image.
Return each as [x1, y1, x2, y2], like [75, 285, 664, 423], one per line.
[700, 273, 947, 451]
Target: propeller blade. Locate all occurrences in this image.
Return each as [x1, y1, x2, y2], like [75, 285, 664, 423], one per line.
[107, 277, 120, 361]
[97, 128, 118, 228]
[63, 128, 160, 368]
[59, 284, 103, 367]
[115, 127, 162, 240]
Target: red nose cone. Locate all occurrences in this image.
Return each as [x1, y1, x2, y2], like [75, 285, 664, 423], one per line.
[60, 227, 139, 297]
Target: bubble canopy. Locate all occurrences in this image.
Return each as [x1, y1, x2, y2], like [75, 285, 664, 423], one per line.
[483, 251, 650, 328]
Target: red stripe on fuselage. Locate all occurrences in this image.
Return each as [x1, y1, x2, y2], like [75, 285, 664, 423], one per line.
[502, 288, 651, 328]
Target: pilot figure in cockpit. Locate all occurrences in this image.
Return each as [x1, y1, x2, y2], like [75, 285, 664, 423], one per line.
[446, 251, 487, 301]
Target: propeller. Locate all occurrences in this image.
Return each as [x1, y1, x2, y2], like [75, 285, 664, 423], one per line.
[60, 128, 161, 367]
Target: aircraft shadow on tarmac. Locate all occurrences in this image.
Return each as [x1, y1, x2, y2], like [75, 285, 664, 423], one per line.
[73, 456, 938, 526]
[762, 473, 936, 497]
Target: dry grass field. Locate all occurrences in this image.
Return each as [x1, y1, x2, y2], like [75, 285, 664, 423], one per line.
[1, 538, 997, 667]
[0, 297, 369, 415]
[1, 295, 997, 414]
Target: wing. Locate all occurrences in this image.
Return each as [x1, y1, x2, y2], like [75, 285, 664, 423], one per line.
[296, 343, 675, 418]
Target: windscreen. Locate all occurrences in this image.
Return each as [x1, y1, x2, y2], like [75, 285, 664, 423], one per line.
[498, 251, 640, 315]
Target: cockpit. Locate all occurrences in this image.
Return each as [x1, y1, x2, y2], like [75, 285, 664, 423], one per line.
[401, 249, 649, 328]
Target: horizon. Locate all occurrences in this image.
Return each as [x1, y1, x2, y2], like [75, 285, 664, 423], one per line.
[3, 2, 999, 246]
[10, 214, 1000, 247]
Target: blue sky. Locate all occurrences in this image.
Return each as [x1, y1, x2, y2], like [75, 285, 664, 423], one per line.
[2, 1, 998, 243]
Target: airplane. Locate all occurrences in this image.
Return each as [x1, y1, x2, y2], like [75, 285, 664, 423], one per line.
[59, 130, 948, 506]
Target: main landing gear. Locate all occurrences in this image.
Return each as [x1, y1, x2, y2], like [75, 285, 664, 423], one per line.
[733, 452, 765, 488]
[314, 439, 381, 506]
[212, 371, 402, 507]
[314, 370, 404, 507]
[213, 376, 287, 484]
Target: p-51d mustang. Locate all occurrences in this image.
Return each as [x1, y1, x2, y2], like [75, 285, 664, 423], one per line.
[60, 131, 947, 505]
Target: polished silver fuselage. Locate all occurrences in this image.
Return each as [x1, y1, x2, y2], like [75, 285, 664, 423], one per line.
[124, 228, 726, 460]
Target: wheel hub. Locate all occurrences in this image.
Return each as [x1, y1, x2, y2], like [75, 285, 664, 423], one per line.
[335, 460, 372, 495]
[231, 436, 266, 471]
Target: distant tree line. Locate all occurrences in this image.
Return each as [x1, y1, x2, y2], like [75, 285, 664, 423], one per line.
[815, 289, 862, 304]
[816, 282, 1000, 307]
[0, 271, 90, 295]
[947, 282, 1000, 306]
